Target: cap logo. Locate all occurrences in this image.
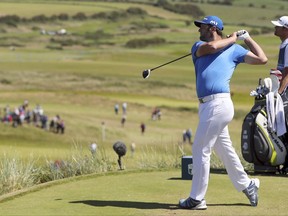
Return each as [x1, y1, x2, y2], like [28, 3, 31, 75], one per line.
[210, 20, 218, 26]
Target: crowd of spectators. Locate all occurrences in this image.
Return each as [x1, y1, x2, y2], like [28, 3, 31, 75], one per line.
[1, 100, 65, 134]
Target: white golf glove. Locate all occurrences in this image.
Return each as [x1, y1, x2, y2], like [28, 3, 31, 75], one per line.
[237, 30, 250, 40]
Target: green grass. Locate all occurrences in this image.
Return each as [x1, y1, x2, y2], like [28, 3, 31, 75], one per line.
[0, 169, 288, 216]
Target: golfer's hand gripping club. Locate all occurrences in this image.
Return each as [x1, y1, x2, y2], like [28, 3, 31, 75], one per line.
[226, 30, 249, 40]
[236, 30, 250, 40]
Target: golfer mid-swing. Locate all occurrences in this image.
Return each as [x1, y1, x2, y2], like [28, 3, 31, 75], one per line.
[179, 15, 268, 210]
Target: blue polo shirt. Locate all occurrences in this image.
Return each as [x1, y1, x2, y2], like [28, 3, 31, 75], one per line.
[192, 41, 248, 98]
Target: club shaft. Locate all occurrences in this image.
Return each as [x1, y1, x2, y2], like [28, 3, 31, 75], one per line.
[150, 53, 192, 71]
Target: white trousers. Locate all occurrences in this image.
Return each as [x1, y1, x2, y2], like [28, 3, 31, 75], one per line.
[190, 94, 251, 201]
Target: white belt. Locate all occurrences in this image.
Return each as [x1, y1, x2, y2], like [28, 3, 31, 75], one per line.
[198, 93, 230, 104]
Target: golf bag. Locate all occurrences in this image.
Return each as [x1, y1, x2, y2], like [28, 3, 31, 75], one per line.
[241, 78, 288, 173]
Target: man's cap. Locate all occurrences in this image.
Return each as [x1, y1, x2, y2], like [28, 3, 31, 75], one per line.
[194, 15, 224, 31]
[271, 16, 288, 29]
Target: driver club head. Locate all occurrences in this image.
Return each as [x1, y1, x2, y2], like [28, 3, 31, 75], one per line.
[142, 69, 151, 79]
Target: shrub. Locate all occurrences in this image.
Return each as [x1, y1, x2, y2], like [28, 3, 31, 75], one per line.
[84, 29, 113, 41]
[46, 44, 63, 50]
[72, 12, 87, 21]
[131, 21, 169, 31]
[126, 7, 147, 15]
[0, 78, 12, 84]
[155, 0, 204, 17]
[90, 12, 108, 19]
[250, 28, 260, 35]
[58, 13, 69, 21]
[125, 37, 166, 48]
[31, 14, 49, 23]
[0, 15, 20, 24]
[261, 26, 274, 34]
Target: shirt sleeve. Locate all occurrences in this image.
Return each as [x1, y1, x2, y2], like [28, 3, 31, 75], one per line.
[191, 41, 204, 60]
[233, 44, 249, 64]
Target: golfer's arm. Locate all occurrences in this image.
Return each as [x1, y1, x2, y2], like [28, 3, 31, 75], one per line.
[196, 36, 236, 57]
[243, 37, 268, 65]
[279, 67, 288, 93]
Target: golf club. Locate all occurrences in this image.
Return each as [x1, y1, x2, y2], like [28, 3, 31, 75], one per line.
[142, 53, 192, 79]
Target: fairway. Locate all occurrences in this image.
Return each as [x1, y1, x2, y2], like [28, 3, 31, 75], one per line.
[0, 169, 287, 216]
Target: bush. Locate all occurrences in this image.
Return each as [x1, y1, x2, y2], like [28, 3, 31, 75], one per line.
[261, 26, 274, 34]
[126, 7, 147, 15]
[0, 78, 11, 84]
[72, 12, 87, 21]
[250, 28, 260, 35]
[31, 14, 49, 23]
[58, 13, 69, 21]
[155, 0, 204, 17]
[46, 44, 63, 50]
[0, 15, 20, 24]
[131, 21, 169, 31]
[125, 37, 166, 48]
[84, 29, 113, 41]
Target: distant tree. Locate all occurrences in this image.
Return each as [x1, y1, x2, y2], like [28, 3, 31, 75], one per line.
[58, 13, 69, 21]
[31, 14, 49, 23]
[72, 12, 87, 21]
[126, 7, 147, 15]
[126, 37, 166, 48]
[0, 15, 21, 24]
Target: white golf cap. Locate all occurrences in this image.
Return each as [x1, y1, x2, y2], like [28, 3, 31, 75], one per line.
[271, 16, 288, 29]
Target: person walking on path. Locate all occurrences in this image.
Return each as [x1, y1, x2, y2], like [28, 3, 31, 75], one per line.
[178, 15, 267, 210]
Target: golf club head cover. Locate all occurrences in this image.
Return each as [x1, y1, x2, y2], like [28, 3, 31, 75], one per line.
[263, 77, 272, 92]
[237, 30, 250, 40]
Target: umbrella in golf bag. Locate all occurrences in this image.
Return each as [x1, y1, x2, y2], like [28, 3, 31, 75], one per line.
[113, 141, 127, 170]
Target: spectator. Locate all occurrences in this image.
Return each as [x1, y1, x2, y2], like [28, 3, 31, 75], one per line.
[152, 107, 161, 120]
[114, 103, 119, 115]
[40, 114, 48, 130]
[2, 105, 12, 123]
[33, 104, 43, 127]
[56, 118, 65, 134]
[12, 106, 21, 127]
[182, 130, 187, 143]
[131, 142, 136, 157]
[49, 115, 58, 132]
[186, 128, 193, 144]
[24, 109, 32, 124]
[101, 121, 106, 141]
[122, 102, 127, 114]
[121, 114, 126, 127]
[140, 122, 146, 134]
